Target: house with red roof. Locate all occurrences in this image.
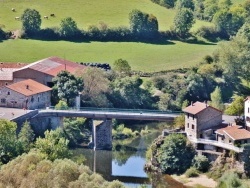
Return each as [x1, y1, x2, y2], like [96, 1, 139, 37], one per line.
[216, 125, 250, 146]
[183, 101, 223, 139]
[12, 56, 86, 87]
[0, 79, 52, 109]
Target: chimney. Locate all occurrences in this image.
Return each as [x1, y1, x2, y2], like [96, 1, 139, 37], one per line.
[191, 101, 193, 106]
[26, 85, 29, 89]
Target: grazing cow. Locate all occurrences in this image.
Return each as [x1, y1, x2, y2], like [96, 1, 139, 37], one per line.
[11, 8, 15, 12]
[50, 13, 55, 17]
[15, 17, 19, 20]
[44, 16, 48, 19]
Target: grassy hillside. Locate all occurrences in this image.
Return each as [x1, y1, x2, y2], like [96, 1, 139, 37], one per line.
[0, 39, 216, 72]
[0, 0, 211, 31]
[0, 0, 225, 71]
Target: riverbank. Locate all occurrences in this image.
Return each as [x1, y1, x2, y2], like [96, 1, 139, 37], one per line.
[172, 174, 217, 188]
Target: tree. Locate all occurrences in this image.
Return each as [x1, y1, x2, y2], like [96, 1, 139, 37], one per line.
[76, 67, 110, 107]
[0, 150, 125, 188]
[203, 0, 219, 21]
[173, 8, 195, 36]
[109, 76, 153, 109]
[225, 96, 244, 116]
[213, 7, 245, 37]
[55, 100, 69, 110]
[113, 58, 131, 76]
[35, 129, 71, 161]
[59, 17, 79, 39]
[176, 0, 195, 11]
[0, 119, 22, 164]
[21, 8, 41, 35]
[173, 114, 185, 129]
[53, 71, 83, 106]
[18, 121, 35, 152]
[156, 134, 196, 174]
[129, 9, 158, 38]
[210, 86, 224, 111]
[157, 93, 172, 110]
[160, 0, 176, 8]
[192, 155, 210, 172]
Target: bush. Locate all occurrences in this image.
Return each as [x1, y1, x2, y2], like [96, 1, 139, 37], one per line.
[185, 167, 199, 178]
[194, 26, 221, 40]
[55, 100, 69, 110]
[217, 171, 247, 188]
[193, 155, 210, 172]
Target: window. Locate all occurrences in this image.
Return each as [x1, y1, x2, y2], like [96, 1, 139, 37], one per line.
[7, 91, 10, 95]
[248, 108, 250, 113]
[193, 115, 195, 120]
[5, 82, 8, 86]
[1, 98, 6, 103]
[187, 123, 189, 128]
[38, 97, 39, 102]
[192, 124, 194, 129]
[187, 113, 189, 118]
[245, 140, 248, 144]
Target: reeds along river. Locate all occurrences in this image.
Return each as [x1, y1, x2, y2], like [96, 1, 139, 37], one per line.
[72, 123, 187, 188]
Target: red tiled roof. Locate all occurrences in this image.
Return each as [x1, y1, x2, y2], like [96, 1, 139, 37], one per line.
[6, 79, 52, 96]
[183, 101, 221, 115]
[216, 125, 250, 140]
[15, 57, 86, 76]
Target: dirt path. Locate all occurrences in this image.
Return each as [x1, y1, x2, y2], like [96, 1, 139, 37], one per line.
[173, 174, 217, 188]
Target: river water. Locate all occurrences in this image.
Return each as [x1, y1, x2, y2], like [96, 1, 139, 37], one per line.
[73, 129, 186, 187]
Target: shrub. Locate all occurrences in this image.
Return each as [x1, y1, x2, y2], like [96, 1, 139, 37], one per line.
[185, 167, 199, 178]
[193, 155, 210, 172]
[55, 100, 69, 110]
[194, 26, 221, 40]
[217, 171, 247, 188]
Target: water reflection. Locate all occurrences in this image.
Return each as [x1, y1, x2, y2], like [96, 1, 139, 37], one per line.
[73, 131, 186, 187]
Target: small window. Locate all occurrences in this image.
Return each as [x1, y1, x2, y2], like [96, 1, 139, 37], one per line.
[192, 124, 194, 129]
[38, 97, 39, 102]
[1, 98, 6, 103]
[5, 82, 8, 86]
[244, 140, 248, 144]
[187, 113, 189, 118]
[248, 108, 250, 113]
[193, 115, 195, 120]
[7, 91, 10, 95]
[187, 123, 189, 128]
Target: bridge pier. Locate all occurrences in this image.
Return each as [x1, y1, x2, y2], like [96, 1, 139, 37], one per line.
[90, 119, 113, 150]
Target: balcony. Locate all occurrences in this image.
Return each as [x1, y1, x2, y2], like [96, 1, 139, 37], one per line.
[188, 137, 244, 153]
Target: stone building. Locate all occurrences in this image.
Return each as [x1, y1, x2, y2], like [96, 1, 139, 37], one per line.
[216, 125, 250, 146]
[0, 79, 51, 109]
[183, 101, 223, 139]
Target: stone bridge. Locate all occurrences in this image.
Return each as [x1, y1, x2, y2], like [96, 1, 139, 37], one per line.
[12, 107, 181, 150]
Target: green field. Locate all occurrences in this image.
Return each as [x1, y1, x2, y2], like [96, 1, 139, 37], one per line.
[0, 0, 236, 71]
[0, 0, 212, 32]
[0, 39, 216, 72]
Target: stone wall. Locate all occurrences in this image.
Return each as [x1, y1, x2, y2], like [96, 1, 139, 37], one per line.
[92, 119, 112, 150]
[0, 87, 51, 109]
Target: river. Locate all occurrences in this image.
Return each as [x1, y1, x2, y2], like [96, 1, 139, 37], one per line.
[73, 126, 187, 188]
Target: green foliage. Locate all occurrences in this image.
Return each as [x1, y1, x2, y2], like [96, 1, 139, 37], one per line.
[59, 17, 79, 39]
[0, 150, 124, 188]
[18, 121, 35, 152]
[156, 134, 196, 174]
[185, 167, 199, 177]
[173, 114, 185, 129]
[129, 9, 158, 38]
[217, 171, 248, 188]
[176, 0, 195, 10]
[55, 100, 69, 110]
[192, 155, 210, 172]
[109, 76, 153, 109]
[62, 118, 89, 147]
[113, 58, 131, 76]
[174, 8, 195, 36]
[210, 86, 224, 111]
[21, 8, 41, 35]
[0, 119, 23, 164]
[213, 7, 245, 37]
[112, 124, 136, 139]
[225, 96, 244, 116]
[35, 129, 71, 161]
[77, 67, 110, 107]
[53, 70, 83, 106]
